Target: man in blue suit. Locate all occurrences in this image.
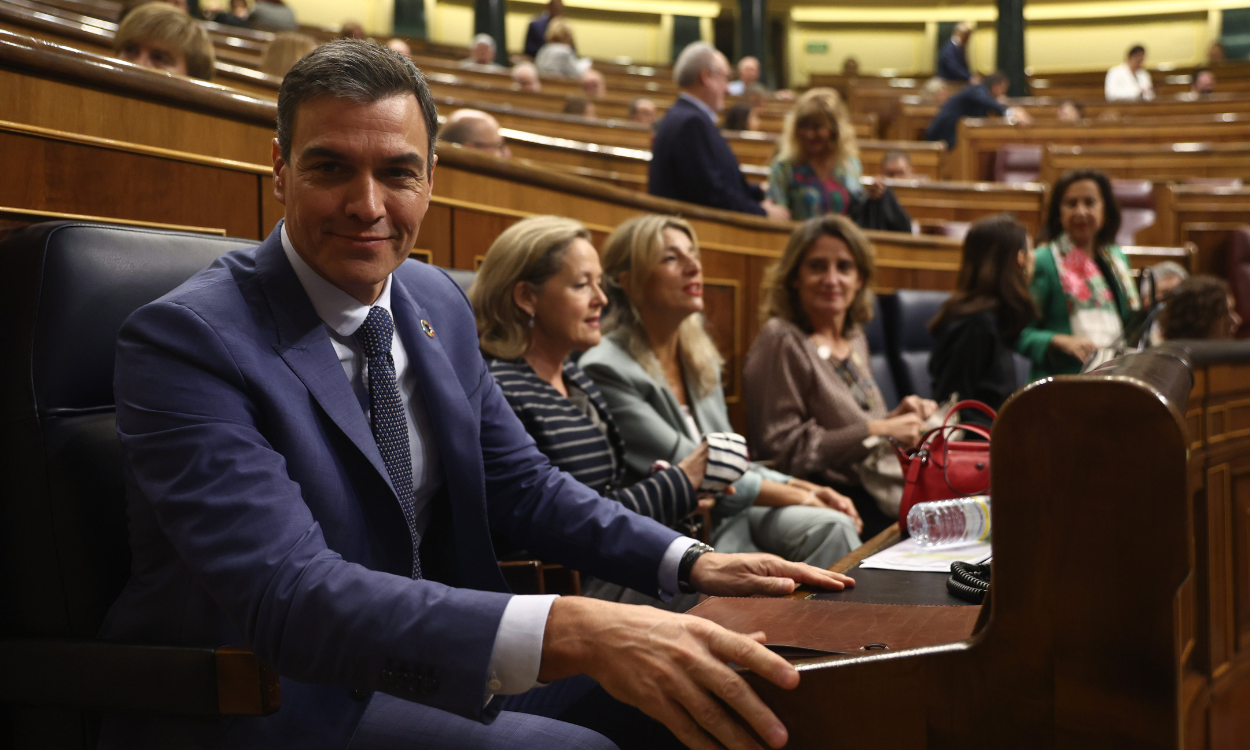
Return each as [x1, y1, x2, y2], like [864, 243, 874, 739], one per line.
[649, 42, 788, 220]
[923, 71, 1030, 148]
[936, 23, 972, 83]
[100, 40, 851, 750]
[524, 0, 562, 58]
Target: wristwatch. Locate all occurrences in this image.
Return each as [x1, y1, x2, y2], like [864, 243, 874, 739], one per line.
[677, 541, 715, 594]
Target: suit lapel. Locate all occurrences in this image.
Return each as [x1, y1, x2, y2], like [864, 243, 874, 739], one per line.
[253, 228, 398, 498]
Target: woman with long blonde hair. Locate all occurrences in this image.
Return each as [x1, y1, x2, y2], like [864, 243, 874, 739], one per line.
[767, 87, 890, 221]
[580, 214, 863, 568]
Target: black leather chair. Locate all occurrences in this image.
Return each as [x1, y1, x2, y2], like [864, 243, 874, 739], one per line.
[0, 222, 279, 750]
[442, 268, 477, 292]
[865, 294, 900, 410]
[881, 289, 951, 399]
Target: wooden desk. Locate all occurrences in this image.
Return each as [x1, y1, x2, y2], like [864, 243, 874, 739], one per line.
[688, 343, 1250, 749]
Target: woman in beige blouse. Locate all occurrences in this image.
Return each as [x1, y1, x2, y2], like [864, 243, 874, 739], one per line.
[743, 214, 936, 537]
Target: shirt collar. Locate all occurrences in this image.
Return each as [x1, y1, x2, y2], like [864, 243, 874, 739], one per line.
[280, 221, 393, 338]
[680, 92, 719, 123]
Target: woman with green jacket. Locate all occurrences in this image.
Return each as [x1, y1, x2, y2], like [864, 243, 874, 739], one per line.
[1016, 169, 1141, 380]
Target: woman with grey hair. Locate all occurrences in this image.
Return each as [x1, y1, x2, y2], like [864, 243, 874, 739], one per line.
[581, 214, 864, 568]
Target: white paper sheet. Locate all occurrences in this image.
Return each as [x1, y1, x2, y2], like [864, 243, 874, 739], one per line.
[857, 537, 992, 573]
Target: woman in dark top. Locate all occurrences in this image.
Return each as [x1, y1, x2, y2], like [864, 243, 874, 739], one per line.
[470, 216, 710, 609]
[928, 214, 1038, 429]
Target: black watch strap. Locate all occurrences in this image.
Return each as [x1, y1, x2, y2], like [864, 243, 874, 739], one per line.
[677, 542, 715, 594]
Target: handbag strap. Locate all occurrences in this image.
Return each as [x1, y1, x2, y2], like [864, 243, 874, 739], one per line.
[942, 400, 998, 430]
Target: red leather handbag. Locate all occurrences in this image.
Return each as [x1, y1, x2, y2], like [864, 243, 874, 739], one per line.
[894, 400, 996, 532]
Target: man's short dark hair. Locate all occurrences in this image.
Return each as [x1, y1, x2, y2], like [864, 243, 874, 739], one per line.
[982, 71, 1008, 90]
[277, 39, 440, 172]
[1128, 44, 1146, 58]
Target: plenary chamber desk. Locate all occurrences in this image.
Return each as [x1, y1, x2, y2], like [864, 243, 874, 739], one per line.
[692, 343, 1250, 750]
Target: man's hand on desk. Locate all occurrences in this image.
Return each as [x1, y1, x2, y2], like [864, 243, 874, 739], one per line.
[537, 556, 851, 750]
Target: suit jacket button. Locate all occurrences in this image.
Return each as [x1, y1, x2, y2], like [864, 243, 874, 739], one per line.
[488, 678, 503, 692]
[350, 688, 373, 701]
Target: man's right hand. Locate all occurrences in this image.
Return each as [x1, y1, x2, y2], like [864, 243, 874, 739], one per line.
[537, 597, 798, 750]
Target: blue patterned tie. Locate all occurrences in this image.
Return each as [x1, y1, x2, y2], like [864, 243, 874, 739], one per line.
[355, 306, 422, 579]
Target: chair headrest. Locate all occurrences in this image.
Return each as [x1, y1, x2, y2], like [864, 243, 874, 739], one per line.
[894, 289, 951, 350]
[1112, 179, 1154, 209]
[1, 222, 255, 415]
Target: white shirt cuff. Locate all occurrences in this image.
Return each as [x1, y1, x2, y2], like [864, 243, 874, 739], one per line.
[485, 594, 558, 696]
[657, 535, 701, 600]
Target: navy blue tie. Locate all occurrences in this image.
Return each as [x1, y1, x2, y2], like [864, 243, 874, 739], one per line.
[355, 306, 422, 579]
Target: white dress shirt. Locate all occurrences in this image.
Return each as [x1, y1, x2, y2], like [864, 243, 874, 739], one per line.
[1105, 63, 1154, 101]
[281, 225, 695, 694]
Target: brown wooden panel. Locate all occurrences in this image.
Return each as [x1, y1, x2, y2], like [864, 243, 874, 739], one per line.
[0, 128, 263, 239]
[1236, 467, 1250, 654]
[450, 207, 518, 270]
[417, 203, 453, 269]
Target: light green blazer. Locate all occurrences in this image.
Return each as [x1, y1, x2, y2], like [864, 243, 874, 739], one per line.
[579, 334, 790, 520]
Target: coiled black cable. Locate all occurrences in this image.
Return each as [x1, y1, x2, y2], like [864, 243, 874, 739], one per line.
[947, 561, 991, 603]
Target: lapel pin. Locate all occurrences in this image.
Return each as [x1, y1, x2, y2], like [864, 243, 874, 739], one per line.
[420, 320, 435, 338]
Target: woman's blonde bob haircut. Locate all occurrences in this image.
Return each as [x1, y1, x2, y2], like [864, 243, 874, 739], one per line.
[759, 214, 876, 335]
[600, 214, 724, 400]
[471, 215, 592, 360]
[260, 32, 317, 79]
[776, 87, 858, 173]
[114, 2, 216, 81]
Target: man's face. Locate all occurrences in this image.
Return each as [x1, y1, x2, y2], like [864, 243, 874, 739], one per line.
[881, 157, 912, 179]
[990, 80, 1009, 98]
[632, 99, 657, 126]
[738, 57, 759, 85]
[1128, 51, 1145, 70]
[701, 52, 732, 112]
[472, 41, 494, 64]
[273, 94, 436, 304]
[118, 38, 188, 76]
[1194, 71, 1215, 94]
[463, 117, 511, 158]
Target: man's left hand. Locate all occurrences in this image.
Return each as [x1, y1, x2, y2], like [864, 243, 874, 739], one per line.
[689, 552, 854, 597]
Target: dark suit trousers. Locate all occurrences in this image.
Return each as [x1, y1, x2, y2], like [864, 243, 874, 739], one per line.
[348, 675, 685, 750]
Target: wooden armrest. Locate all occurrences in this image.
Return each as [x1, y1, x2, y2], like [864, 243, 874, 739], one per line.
[0, 638, 279, 716]
[499, 559, 582, 596]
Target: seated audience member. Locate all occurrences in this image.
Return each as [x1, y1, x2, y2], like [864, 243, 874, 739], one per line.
[744, 215, 936, 538]
[920, 76, 950, 105]
[627, 97, 658, 127]
[767, 88, 897, 223]
[580, 68, 606, 99]
[339, 20, 365, 40]
[582, 215, 864, 567]
[439, 109, 511, 158]
[1208, 41, 1227, 66]
[1192, 68, 1216, 95]
[1159, 276, 1242, 340]
[649, 42, 787, 219]
[525, 0, 563, 59]
[535, 18, 586, 79]
[562, 96, 595, 118]
[928, 215, 1037, 428]
[1149, 260, 1189, 302]
[248, 0, 297, 30]
[727, 55, 761, 97]
[924, 71, 1031, 148]
[259, 32, 316, 78]
[207, 0, 250, 27]
[741, 83, 768, 109]
[722, 102, 759, 132]
[511, 61, 541, 92]
[461, 33, 506, 72]
[880, 149, 913, 179]
[471, 216, 711, 611]
[1056, 99, 1084, 124]
[842, 57, 860, 76]
[1017, 169, 1141, 379]
[937, 22, 973, 83]
[384, 38, 411, 57]
[114, 2, 215, 80]
[99, 39, 851, 750]
[1105, 45, 1154, 101]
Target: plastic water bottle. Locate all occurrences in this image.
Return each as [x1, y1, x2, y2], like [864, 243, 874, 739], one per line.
[907, 496, 992, 547]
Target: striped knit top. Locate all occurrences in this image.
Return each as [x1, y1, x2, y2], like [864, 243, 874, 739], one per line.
[487, 357, 698, 529]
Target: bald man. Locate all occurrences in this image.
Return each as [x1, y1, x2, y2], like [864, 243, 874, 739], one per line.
[440, 109, 511, 158]
[938, 23, 972, 82]
[727, 55, 760, 96]
[511, 61, 541, 92]
[580, 68, 606, 99]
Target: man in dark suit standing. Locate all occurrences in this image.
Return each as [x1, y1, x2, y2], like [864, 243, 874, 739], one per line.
[923, 71, 1031, 148]
[936, 22, 972, 83]
[524, 0, 562, 58]
[649, 42, 788, 219]
[99, 40, 851, 750]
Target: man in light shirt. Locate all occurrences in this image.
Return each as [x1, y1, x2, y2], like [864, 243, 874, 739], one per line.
[1105, 45, 1154, 101]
